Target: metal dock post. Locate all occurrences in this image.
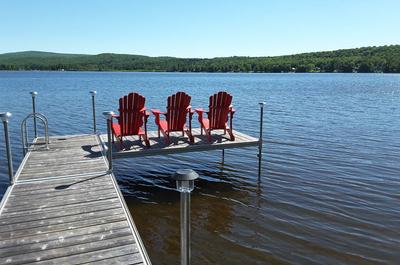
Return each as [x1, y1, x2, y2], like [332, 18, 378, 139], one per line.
[0, 112, 13, 185]
[90, 91, 97, 134]
[103, 111, 115, 171]
[30, 91, 38, 138]
[258, 102, 266, 177]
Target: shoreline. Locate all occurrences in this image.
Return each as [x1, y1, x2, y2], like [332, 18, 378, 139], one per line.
[0, 70, 397, 74]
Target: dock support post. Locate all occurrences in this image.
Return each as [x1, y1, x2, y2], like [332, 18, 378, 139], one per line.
[221, 149, 225, 165]
[258, 102, 266, 177]
[30, 91, 38, 138]
[103, 111, 115, 171]
[173, 169, 199, 265]
[0, 112, 14, 185]
[90, 91, 97, 134]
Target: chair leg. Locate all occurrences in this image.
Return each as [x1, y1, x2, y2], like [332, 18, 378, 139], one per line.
[164, 133, 170, 145]
[227, 129, 235, 141]
[185, 129, 194, 143]
[206, 129, 212, 142]
[119, 136, 127, 150]
[142, 134, 150, 147]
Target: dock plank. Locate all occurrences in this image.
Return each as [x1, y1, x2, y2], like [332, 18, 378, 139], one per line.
[0, 134, 150, 264]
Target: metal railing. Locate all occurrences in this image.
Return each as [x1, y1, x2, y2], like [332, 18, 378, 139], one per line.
[21, 112, 49, 155]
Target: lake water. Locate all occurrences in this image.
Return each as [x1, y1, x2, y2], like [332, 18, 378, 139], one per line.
[0, 72, 399, 264]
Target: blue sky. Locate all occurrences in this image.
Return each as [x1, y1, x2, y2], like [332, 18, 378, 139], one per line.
[0, 0, 399, 58]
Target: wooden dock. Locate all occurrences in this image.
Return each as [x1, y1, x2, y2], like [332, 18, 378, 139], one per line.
[0, 134, 151, 264]
[100, 128, 260, 159]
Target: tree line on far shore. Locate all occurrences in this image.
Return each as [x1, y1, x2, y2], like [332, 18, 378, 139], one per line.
[0, 45, 399, 73]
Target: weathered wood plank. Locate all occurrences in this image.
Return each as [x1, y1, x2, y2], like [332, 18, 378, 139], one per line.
[3, 192, 117, 214]
[80, 252, 144, 265]
[0, 221, 130, 249]
[1, 196, 120, 219]
[0, 235, 136, 265]
[0, 207, 124, 233]
[0, 227, 132, 258]
[11, 174, 110, 192]
[19, 166, 107, 179]
[34, 244, 140, 265]
[6, 187, 117, 208]
[24, 158, 104, 169]
[9, 185, 114, 201]
[0, 201, 120, 226]
[0, 214, 128, 240]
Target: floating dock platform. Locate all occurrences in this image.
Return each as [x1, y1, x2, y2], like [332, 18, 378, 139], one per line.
[100, 128, 260, 159]
[0, 134, 151, 264]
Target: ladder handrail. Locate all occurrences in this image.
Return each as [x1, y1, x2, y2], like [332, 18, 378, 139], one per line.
[21, 112, 49, 155]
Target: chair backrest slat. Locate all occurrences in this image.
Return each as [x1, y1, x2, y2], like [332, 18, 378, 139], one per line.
[208, 91, 232, 129]
[118, 92, 145, 136]
[166, 92, 191, 131]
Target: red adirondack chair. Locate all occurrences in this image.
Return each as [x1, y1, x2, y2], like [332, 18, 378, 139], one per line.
[111, 92, 150, 148]
[151, 92, 194, 144]
[195, 91, 236, 142]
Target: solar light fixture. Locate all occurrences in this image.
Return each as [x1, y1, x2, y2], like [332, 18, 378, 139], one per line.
[173, 168, 199, 192]
[173, 169, 199, 265]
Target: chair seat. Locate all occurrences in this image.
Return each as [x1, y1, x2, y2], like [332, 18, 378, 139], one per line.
[112, 123, 121, 137]
[112, 122, 145, 137]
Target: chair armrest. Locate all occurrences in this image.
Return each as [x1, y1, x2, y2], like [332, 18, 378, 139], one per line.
[186, 106, 195, 115]
[151, 109, 167, 116]
[110, 114, 119, 122]
[195, 108, 205, 114]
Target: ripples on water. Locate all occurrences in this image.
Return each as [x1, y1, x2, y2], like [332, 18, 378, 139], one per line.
[0, 72, 399, 264]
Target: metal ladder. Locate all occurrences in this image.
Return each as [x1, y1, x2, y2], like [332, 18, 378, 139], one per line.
[21, 112, 50, 155]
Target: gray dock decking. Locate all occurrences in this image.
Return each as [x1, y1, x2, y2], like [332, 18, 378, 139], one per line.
[0, 134, 150, 265]
[100, 128, 260, 159]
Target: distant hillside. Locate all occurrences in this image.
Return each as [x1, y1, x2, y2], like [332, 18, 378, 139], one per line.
[1, 45, 400, 73]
